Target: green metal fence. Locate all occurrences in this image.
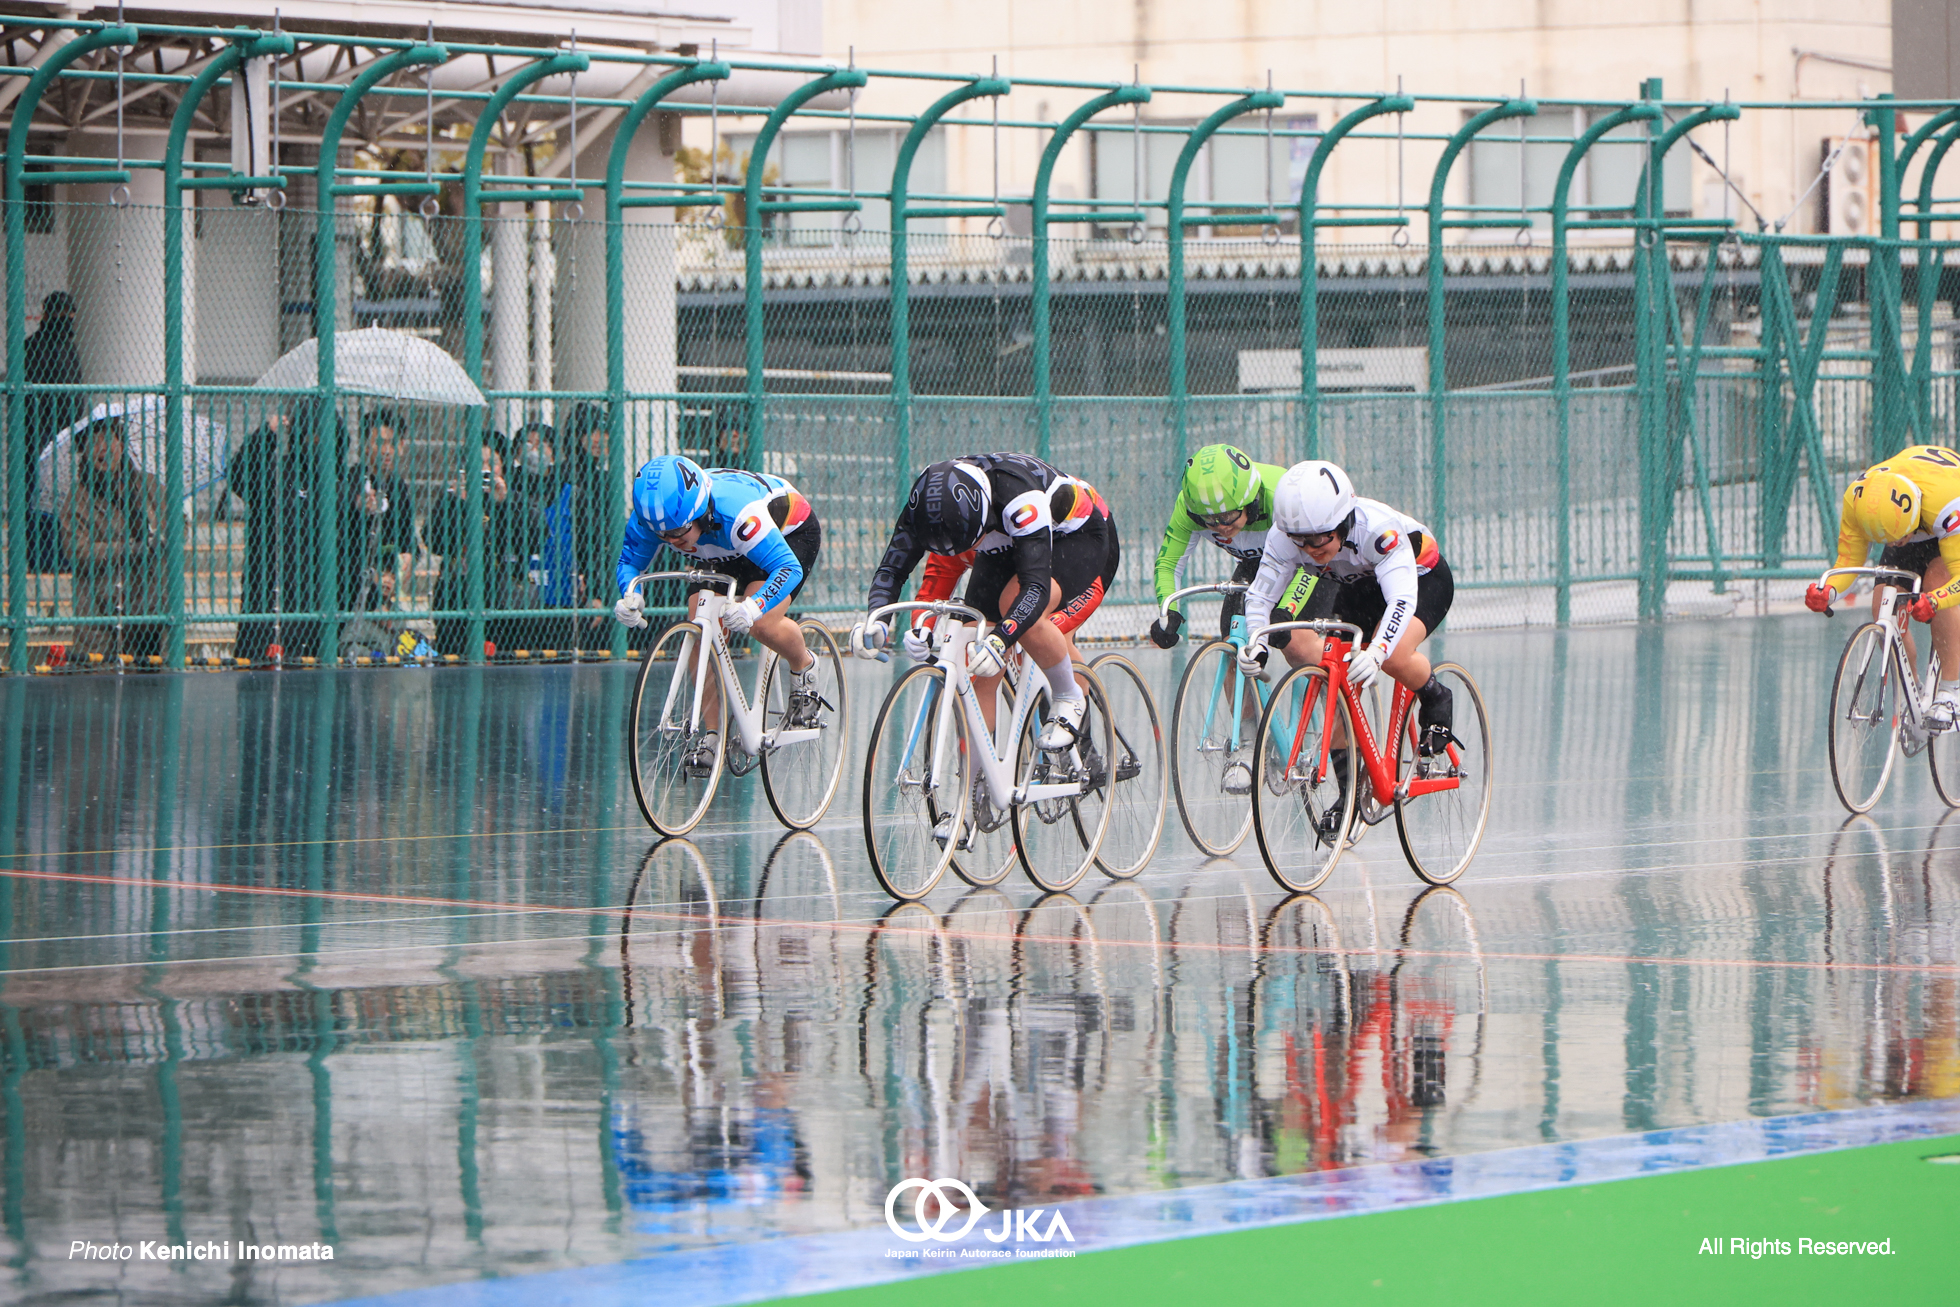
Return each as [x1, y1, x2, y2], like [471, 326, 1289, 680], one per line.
[5, 20, 1959, 671]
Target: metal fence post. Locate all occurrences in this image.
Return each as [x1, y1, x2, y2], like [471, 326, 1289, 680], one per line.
[4, 22, 137, 674]
[1904, 113, 1960, 429]
[889, 76, 1009, 499]
[742, 67, 867, 472]
[1426, 98, 1536, 546]
[312, 42, 447, 664]
[1870, 94, 1904, 461]
[1298, 94, 1411, 459]
[604, 60, 729, 659]
[1550, 101, 1660, 626]
[1166, 90, 1283, 466]
[461, 51, 589, 664]
[162, 31, 293, 670]
[1031, 84, 1150, 461]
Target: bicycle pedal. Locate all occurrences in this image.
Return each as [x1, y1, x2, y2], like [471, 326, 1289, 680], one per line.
[1221, 761, 1252, 796]
[1115, 755, 1141, 783]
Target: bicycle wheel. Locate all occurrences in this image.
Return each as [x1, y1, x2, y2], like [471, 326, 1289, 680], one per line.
[1014, 667, 1116, 894]
[1170, 640, 1261, 857]
[951, 675, 1020, 889]
[862, 663, 964, 900]
[1089, 653, 1167, 878]
[628, 622, 726, 836]
[760, 620, 849, 830]
[1251, 665, 1355, 894]
[1829, 622, 1900, 814]
[1930, 718, 1960, 807]
[1393, 663, 1492, 886]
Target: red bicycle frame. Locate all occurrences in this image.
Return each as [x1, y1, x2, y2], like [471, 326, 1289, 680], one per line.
[1284, 631, 1462, 804]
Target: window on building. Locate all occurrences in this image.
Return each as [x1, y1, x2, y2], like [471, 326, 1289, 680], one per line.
[726, 126, 945, 242]
[1089, 116, 1315, 236]
[1468, 106, 1690, 229]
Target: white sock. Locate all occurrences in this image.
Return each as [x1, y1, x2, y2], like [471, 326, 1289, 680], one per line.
[1041, 659, 1083, 708]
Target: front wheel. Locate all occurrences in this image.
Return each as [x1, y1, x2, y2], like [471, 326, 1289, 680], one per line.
[760, 620, 849, 830]
[1829, 622, 1899, 814]
[1393, 663, 1491, 886]
[628, 622, 726, 836]
[1170, 641, 1261, 857]
[862, 663, 964, 901]
[1251, 665, 1355, 894]
[1088, 653, 1167, 879]
[1931, 715, 1960, 808]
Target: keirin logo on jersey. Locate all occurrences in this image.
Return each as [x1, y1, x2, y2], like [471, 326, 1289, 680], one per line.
[884, 1178, 1075, 1245]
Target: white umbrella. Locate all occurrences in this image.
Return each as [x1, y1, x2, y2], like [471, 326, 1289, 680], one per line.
[253, 326, 486, 408]
[32, 396, 231, 516]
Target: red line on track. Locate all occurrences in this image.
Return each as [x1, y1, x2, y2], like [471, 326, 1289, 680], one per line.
[3, 867, 1955, 979]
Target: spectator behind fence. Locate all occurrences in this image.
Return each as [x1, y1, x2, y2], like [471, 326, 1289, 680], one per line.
[425, 439, 522, 658]
[343, 409, 419, 613]
[23, 291, 85, 571]
[561, 403, 623, 649]
[228, 402, 342, 661]
[61, 415, 166, 663]
[505, 422, 578, 651]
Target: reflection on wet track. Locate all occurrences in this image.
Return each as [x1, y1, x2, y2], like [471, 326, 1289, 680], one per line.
[1, 615, 1957, 1303]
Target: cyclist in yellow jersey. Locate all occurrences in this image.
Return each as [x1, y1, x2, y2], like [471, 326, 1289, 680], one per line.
[1806, 444, 1960, 722]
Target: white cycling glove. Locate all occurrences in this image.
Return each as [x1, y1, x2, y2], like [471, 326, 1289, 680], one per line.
[722, 597, 765, 634]
[849, 618, 891, 659]
[966, 633, 1009, 680]
[614, 591, 648, 629]
[1236, 639, 1269, 680]
[1346, 642, 1386, 689]
[902, 625, 935, 664]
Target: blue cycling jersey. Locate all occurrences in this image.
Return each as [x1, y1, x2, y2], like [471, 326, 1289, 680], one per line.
[617, 465, 813, 614]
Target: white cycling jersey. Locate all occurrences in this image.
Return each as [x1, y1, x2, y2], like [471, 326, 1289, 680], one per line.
[1245, 497, 1440, 658]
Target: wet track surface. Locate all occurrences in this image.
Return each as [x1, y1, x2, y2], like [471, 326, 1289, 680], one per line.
[1, 614, 1956, 1303]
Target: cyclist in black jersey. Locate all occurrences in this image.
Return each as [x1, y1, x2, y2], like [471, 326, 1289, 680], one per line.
[853, 452, 1115, 751]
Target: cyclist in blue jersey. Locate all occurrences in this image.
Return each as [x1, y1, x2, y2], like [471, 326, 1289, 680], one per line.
[614, 456, 824, 767]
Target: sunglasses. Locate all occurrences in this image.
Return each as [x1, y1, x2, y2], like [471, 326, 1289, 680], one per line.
[1286, 529, 1340, 548]
[1193, 509, 1246, 529]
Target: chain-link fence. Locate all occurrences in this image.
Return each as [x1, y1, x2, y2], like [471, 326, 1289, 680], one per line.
[7, 59, 1956, 670]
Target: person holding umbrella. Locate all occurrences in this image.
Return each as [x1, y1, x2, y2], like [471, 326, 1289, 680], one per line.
[61, 415, 166, 663]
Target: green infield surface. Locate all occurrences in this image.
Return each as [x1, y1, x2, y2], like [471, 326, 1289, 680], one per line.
[786, 1133, 1960, 1307]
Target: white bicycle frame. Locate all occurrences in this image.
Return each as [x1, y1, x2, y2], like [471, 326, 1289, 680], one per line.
[1819, 565, 1948, 739]
[865, 600, 1091, 811]
[629, 570, 822, 757]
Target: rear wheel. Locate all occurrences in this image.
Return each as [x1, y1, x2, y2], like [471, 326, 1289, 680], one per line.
[1393, 663, 1492, 886]
[1088, 653, 1167, 879]
[1251, 665, 1355, 894]
[628, 622, 725, 836]
[1829, 623, 1899, 814]
[1170, 641, 1260, 857]
[862, 664, 963, 900]
[760, 620, 849, 830]
[1014, 667, 1116, 894]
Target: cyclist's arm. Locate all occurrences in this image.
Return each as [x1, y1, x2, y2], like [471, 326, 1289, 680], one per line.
[1826, 489, 1870, 596]
[730, 505, 803, 616]
[1243, 539, 1305, 636]
[998, 529, 1054, 647]
[866, 524, 926, 612]
[615, 508, 662, 598]
[1152, 498, 1198, 609]
[1929, 534, 1960, 610]
[1366, 545, 1421, 660]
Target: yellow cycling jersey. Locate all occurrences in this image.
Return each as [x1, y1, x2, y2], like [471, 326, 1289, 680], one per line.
[1830, 444, 1960, 608]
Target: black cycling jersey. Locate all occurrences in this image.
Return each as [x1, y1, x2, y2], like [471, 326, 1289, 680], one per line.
[867, 452, 1102, 646]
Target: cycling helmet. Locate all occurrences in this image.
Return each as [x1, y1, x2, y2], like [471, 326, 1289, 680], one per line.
[1272, 460, 1356, 539]
[1848, 468, 1922, 543]
[632, 455, 713, 534]
[1182, 444, 1261, 517]
[904, 460, 992, 554]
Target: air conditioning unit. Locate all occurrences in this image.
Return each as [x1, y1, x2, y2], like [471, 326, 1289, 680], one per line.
[1821, 136, 1878, 235]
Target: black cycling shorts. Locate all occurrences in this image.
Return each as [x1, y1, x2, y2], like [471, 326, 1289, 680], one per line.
[684, 514, 822, 603]
[1300, 549, 1454, 645]
[1879, 538, 1942, 578]
[967, 512, 1116, 637]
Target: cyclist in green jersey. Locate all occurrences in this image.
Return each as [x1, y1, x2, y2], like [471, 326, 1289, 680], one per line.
[1149, 443, 1306, 647]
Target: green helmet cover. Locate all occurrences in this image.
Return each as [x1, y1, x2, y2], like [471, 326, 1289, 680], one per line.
[1182, 444, 1261, 516]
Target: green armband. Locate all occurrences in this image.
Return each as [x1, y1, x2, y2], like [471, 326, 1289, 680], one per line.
[1279, 568, 1316, 615]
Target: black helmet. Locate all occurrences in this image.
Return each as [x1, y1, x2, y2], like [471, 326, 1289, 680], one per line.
[904, 460, 992, 554]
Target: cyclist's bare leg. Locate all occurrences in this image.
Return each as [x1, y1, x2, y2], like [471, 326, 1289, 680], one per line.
[978, 578, 1065, 736]
[684, 581, 815, 729]
[1926, 559, 1959, 683]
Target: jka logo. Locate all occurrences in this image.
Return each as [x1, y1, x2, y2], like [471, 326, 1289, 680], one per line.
[1375, 529, 1400, 555]
[884, 1178, 1075, 1245]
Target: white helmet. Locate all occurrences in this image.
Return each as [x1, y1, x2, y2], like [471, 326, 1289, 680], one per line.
[1272, 460, 1356, 538]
